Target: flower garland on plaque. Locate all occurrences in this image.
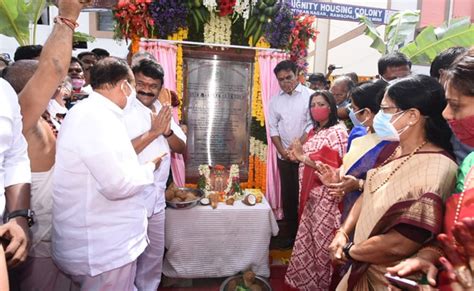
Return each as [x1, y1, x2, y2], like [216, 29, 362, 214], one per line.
[113, 1, 318, 196]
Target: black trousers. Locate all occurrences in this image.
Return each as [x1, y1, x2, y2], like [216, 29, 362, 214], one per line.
[277, 158, 300, 240]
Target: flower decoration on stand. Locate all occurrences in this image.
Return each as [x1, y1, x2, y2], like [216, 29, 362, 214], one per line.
[263, 2, 295, 49]
[113, 0, 155, 40]
[204, 12, 232, 44]
[149, 0, 189, 38]
[288, 14, 318, 72]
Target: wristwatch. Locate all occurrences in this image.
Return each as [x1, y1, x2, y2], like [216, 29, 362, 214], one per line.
[163, 130, 174, 138]
[342, 241, 354, 260]
[7, 209, 36, 227]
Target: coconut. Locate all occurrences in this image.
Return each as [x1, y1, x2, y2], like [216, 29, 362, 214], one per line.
[226, 197, 235, 205]
[243, 270, 256, 287]
[184, 195, 195, 202]
[200, 197, 210, 205]
[243, 194, 257, 206]
[185, 192, 196, 200]
[165, 189, 175, 201]
[209, 193, 220, 209]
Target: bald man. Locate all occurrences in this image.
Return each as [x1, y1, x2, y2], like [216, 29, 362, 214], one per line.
[330, 76, 355, 120]
[3, 0, 86, 289]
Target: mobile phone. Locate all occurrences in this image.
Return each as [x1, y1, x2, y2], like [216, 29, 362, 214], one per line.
[385, 273, 418, 290]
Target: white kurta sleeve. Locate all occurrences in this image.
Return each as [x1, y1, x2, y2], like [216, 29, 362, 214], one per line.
[1, 81, 31, 187]
[170, 119, 186, 143]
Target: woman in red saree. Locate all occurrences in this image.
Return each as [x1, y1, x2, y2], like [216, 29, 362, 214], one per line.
[387, 48, 474, 290]
[285, 90, 348, 290]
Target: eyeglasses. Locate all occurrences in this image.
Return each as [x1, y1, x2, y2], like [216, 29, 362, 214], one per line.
[379, 106, 399, 114]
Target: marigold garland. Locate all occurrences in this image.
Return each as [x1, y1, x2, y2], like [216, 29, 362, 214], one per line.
[131, 34, 140, 54]
[168, 28, 188, 120]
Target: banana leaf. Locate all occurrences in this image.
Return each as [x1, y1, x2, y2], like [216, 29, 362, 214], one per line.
[385, 10, 420, 53]
[359, 10, 420, 55]
[0, 0, 48, 45]
[358, 15, 386, 55]
[401, 17, 474, 65]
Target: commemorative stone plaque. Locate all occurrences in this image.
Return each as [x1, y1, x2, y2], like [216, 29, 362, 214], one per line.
[183, 58, 252, 181]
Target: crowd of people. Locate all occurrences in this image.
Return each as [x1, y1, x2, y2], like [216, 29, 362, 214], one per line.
[269, 47, 474, 290]
[0, 0, 473, 291]
[0, 1, 186, 290]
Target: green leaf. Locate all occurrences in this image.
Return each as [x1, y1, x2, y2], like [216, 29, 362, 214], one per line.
[401, 17, 474, 65]
[73, 31, 96, 43]
[0, 0, 30, 45]
[358, 15, 386, 55]
[385, 10, 420, 53]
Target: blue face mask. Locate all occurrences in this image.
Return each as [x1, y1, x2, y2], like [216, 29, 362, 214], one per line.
[349, 108, 367, 127]
[373, 110, 408, 141]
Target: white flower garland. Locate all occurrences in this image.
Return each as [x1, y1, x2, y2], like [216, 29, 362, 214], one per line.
[250, 137, 267, 161]
[204, 12, 232, 45]
[224, 164, 240, 194]
[198, 164, 212, 193]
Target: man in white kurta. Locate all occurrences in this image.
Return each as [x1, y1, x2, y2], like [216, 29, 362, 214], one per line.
[52, 57, 160, 290]
[0, 79, 32, 266]
[124, 59, 186, 290]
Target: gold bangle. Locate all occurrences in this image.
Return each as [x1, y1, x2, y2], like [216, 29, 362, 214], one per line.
[336, 229, 350, 241]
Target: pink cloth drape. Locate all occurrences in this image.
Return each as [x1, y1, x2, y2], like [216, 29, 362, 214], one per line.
[258, 51, 289, 220]
[139, 41, 185, 187]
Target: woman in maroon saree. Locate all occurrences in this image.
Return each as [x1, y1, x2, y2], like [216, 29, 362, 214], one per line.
[285, 90, 348, 290]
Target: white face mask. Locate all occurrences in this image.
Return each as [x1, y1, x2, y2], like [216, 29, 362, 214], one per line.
[373, 110, 410, 141]
[122, 81, 136, 107]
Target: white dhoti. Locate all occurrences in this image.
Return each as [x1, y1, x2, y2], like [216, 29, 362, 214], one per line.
[135, 209, 165, 291]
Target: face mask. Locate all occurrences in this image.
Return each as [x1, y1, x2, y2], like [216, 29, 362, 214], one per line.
[349, 108, 368, 127]
[71, 78, 85, 90]
[311, 107, 330, 122]
[373, 110, 409, 141]
[122, 81, 136, 106]
[448, 115, 474, 147]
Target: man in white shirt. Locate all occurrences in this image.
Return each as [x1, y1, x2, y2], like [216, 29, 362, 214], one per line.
[268, 60, 313, 248]
[2, 1, 86, 288]
[0, 79, 31, 269]
[53, 57, 163, 290]
[123, 59, 186, 290]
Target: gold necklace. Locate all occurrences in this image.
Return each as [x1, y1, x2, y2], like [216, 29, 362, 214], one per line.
[454, 170, 474, 225]
[369, 141, 427, 195]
